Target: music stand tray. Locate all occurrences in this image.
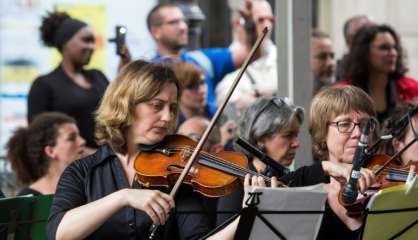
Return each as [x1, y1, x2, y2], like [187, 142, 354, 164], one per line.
[0, 194, 53, 240]
[362, 184, 418, 240]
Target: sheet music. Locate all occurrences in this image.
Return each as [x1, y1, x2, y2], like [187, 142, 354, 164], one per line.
[363, 184, 418, 239]
[248, 184, 327, 240]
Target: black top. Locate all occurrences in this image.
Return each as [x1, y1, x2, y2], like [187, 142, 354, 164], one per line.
[27, 65, 109, 148]
[0, 190, 6, 240]
[17, 188, 42, 196]
[47, 144, 210, 240]
[316, 201, 361, 240]
[216, 161, 327, 226]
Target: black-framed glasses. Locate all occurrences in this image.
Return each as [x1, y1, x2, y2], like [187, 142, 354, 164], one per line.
[328, 119, 375, 134]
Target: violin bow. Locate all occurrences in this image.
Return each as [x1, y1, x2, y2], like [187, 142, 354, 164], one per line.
[148, 27, 269, 239]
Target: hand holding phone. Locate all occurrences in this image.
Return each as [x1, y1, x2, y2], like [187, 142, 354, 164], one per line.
[109, 25, 127, 56]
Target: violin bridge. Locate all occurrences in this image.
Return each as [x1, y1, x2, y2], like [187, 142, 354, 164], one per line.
[180, 148, 192, 160]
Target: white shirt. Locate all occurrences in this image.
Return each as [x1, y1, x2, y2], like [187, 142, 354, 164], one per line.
[216, 40, 278, 105]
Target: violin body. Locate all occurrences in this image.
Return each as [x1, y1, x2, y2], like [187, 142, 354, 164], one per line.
[134, 135, 248, 197]
[341, 154, 417, 216]
[366, 154, 416, 189]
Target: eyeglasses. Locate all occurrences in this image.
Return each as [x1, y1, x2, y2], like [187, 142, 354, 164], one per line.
[328, 119, 374, 134]
[249, 98, 285, 131]
[186, 79, 205, 91]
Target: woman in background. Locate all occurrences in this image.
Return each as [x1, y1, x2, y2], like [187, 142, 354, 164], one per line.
[172, 61, 217, 125]
[28, 11, 127, 149]
[7, 112, 86, 196]
[338, 24, 418, 123]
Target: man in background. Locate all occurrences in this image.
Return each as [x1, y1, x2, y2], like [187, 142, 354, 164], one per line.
[147, 3, 250, 107]
[311, 30, 336, 95]
[216, 0, 277, 121]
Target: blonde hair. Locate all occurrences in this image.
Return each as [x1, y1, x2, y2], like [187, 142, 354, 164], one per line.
[95, 60, 180, 153]
[309, 86, 376, 161]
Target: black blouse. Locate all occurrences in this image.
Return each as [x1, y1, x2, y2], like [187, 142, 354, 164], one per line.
[316, 201, 362, 240]
[47, 145, 210, 240]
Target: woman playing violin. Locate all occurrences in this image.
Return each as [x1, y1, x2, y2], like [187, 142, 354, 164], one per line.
[47, 60, 211, 240]
[216, 96, 376, 234]
[384, 105, 418, 165]
[310, 85, 376, 240]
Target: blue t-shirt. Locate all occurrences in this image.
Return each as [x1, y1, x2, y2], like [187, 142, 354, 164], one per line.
[152, 48, 235, 107]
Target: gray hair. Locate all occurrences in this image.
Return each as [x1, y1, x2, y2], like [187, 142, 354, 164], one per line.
[238, 97, 304, 150]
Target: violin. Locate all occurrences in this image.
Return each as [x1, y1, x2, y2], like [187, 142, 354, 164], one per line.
[367, 154, 417, 188]
[134, 134, 282, 197]
[340, 154, 417, 216]
[138, 28, 270, 239]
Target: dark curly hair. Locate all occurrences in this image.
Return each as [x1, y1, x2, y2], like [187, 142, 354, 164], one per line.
[6, 112, 75, 185]
[40, 11, 70, 48]
[345, 24, 407, 92]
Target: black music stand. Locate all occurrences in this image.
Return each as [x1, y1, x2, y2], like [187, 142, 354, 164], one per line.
[200, 184, 327, 240]
[0, 194, 53, 240]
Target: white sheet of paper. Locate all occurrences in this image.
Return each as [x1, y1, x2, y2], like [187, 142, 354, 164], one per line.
[247, 184, 327, 240]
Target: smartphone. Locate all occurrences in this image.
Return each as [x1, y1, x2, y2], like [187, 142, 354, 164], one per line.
[112, 25, 127, 56]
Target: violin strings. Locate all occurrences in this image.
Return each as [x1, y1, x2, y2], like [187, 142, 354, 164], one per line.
[200, 151, 271, 183]
[165, 146, 271, 183]
[381, 168, 416, 175]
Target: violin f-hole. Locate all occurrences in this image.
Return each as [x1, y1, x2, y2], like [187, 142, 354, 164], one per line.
[167, 164, 185, 171]
[167, 164, 198, 174]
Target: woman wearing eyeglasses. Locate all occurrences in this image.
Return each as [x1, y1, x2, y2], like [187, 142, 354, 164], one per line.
[335, 24, 418, 123]
[28, 11, 127, 151]
[310, 86, 377, 240]
[172, 61, 217, 125]
[216, 95, 375, 230]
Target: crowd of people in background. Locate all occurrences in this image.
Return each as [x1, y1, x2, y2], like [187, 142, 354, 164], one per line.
[1, 0, 418, 239]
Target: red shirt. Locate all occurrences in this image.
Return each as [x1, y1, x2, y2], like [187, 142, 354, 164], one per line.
[334, 76, 418, 102]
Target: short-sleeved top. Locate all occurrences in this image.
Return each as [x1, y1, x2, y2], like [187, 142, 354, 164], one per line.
[0, 191, 5, 240]
[152, 48, 235, 107]
[27, 65, 109, 148]
[47, 144, 210, 240]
